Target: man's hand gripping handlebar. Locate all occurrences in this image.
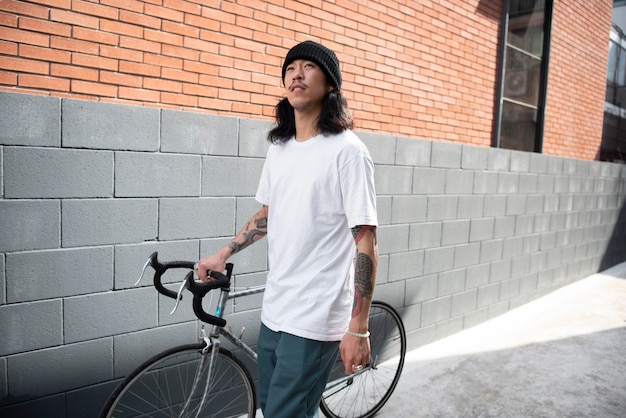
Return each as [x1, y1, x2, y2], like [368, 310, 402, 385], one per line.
[136, 251, 233, 328]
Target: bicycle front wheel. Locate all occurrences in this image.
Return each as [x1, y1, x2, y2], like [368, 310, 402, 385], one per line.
[320, 301, 406, 418]
[100, 343, 257, 418]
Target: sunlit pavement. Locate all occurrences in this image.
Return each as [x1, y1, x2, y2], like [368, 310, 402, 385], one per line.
[378, 261, 626, 417]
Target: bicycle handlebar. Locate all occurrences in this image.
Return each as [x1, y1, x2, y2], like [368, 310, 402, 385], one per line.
[146, 251, 233, 327]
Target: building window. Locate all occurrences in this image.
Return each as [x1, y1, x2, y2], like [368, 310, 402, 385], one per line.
[601, 26, 626, 162]
[495, 0, 553, 152]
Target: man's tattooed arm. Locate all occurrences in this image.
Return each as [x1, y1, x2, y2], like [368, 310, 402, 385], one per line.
[227, 205, 268, 256]
[351, 225, 378, 318]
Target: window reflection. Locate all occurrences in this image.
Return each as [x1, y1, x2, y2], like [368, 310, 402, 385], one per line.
[498, 0, 549, 152]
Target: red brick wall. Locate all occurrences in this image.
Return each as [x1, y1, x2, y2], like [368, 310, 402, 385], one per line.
[542, 1, 613, 159]
[0, 0, 612, 160]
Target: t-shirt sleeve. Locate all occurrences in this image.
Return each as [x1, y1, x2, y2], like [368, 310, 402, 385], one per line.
[340, 144, 378, 228]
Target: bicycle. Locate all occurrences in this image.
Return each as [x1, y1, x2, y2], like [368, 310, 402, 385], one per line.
[100, 252, 406, 418]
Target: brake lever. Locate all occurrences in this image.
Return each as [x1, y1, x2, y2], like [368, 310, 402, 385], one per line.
[170, 279, 187, 315]
[135, 257, 152, 286]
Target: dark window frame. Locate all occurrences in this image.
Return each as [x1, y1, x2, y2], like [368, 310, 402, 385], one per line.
[494, 0, 554, 152]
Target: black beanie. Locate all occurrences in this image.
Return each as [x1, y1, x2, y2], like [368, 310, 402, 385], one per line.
[281, 40, 342, 89]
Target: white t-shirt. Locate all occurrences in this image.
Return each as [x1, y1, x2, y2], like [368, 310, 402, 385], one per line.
[255, 130, 377, 341]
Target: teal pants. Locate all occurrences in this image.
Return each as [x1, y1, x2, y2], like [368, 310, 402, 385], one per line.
[258, 323, 340, 418]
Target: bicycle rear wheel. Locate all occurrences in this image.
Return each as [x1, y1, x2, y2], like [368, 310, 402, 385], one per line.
[320, 301, 406, 418]
[100, 343, 257, 418]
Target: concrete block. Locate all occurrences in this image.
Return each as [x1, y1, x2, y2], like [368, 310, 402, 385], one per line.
[476, 282, 500, 308]
[391, 195, 427, 224]
[514, 214, 534, 236]
[426, 196, 458, 221]
[469, 218, 494, 242]
[67, 380, 119, 418]
[421, 295, 452, 326]
[466, 263, 490, 288]
[480, 239, 503, 263]
[409, 222, 442, 250]
[161, 110, 238, 156]
[445, 169, 474, 194]
[464, 306, 489, 328]
[461, 144, 488, 170]
[490, 258, 512, 282]
[405, 274, 437, 304]
[0, 92, 60, 146]
[526, 194, 544, 214]
[540, 231, 557, 251]
[435, 316, 464, 339]
[6, 247, 113, 303]
[377, 195, 392, 225]
[554, 175, 570, 193]
[487, 148, 510, 171]
[483, 195, 506, 216]
[4, 147, 113, 198]
[441, 219, 470, 245]
[0, 255, 4, 304]
[114, 240, 200, 289]
[239, 118, 273, 158]
[396, 137, 430, 167]
[62, 199, 157, 247]
[388, 250, 424, 281]
[509, 150, 530, 172]
[431, 141, 461, 168]
[0, 394, 65, 418]
[0, 357, 6, 403]
[115, 152, 201, 197]
[378, 224, 410, 255]
[0, 300, 62, 355]
[518, 173, 538, 193]
[0, 200, 60, 252]
[497, 172, 519, 194]
[451, 289, 478, 317]
[159, 197, 235, 240]
[506, 194, 527, 216]
[534, 213, 551, 233]
[536, 174, 555, 193]
[473, 170, 498, 194]
[413, 167, 445, 194]
[547, 156, 563, 174]
[543, 194, 559, 212]
[494, 216, 515, 238]
[457, 195, 484, 219]
[453, 242, 480, 268]
[438, 268, 465, 296]
[529, 153, 549, 174]
[358, 131, 396, 165]
[369, 280, 405, 309]
[503, 236, 524, 259]
[376, 165, 413, 195]
[64, 287, 155, 343]
[112, 322, 197, 377]
[62, 99, 159, 151]
[202, 156, 264, 196]
[227, 271, 266, 312]
[7, 339, 112, 399]
[423, 246, 455, 274]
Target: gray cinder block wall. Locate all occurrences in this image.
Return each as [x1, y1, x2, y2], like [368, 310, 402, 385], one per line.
[1, 91, 625, 417]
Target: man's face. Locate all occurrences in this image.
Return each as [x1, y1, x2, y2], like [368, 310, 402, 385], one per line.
[283, 59, 333, 113]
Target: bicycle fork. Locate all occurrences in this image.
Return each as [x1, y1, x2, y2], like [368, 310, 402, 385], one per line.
[176, 328, 220, 418]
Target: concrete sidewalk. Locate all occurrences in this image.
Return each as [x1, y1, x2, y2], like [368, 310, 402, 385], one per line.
[378, 261, 626, 418]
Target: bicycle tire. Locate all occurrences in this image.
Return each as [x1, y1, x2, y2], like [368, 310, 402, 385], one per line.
[100, 343, 257, 418]
[320, 301, 406, 418]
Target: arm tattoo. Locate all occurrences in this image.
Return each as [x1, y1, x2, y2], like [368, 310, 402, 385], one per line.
[228, 215, 267, 255]
[351, 225, 377, 317]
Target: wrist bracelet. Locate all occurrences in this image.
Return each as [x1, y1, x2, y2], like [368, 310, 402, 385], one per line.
[346, 329, 370, 338]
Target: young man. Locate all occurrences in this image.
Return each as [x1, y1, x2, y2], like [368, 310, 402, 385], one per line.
[196, 40, 378, 417]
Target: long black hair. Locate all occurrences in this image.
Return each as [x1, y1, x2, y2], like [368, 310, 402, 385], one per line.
[267, 90, 353, 144]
